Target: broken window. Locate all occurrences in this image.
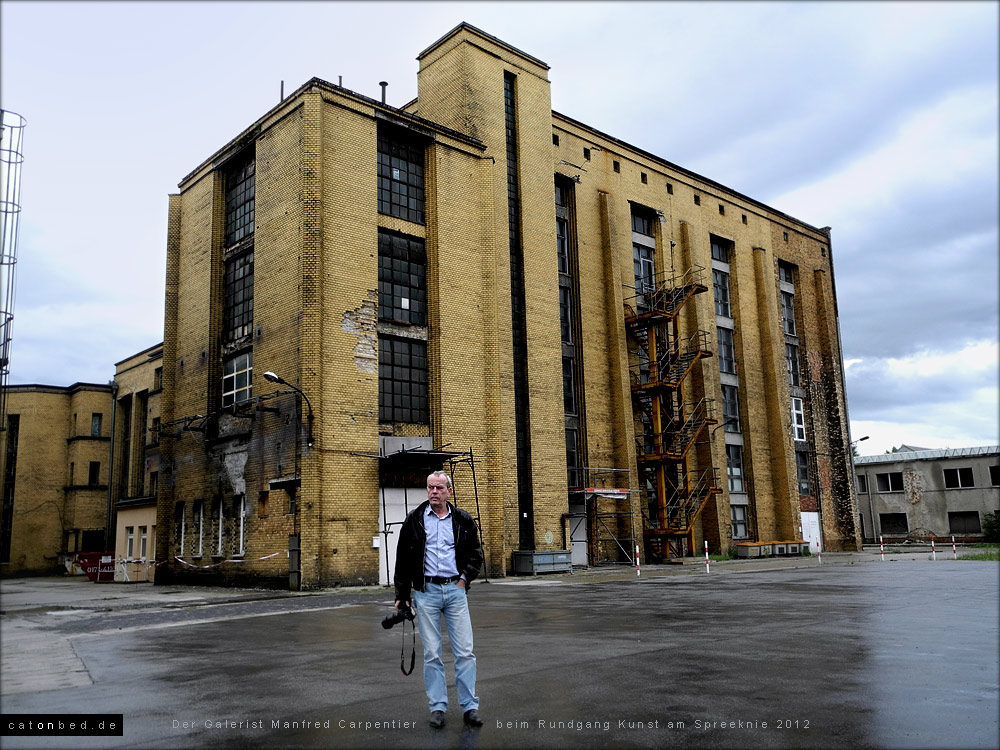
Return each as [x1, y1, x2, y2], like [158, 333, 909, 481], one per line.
[377, 230, 426, 325]
[948, 511, 981, 534]
[378, 336, 428, 424]
[943, 467, 975, 489]
[731, 505, 749, 538]
[879, 512, 908, 534]
[225, 151, 255, 247]
[713, 269, 731, 318]
[726, 444, 744, 493]
[717, 327, 736, 374]
[222, 351, 253, 407]
[875, 471, 904, 493]
[378, 126, 425, 224]
[781, 291, 796, 335]
[721, 384, 740, 433]
[223, 248, 254, 342]
[786, 343, 800, 386]
[796, 450, 811, 494]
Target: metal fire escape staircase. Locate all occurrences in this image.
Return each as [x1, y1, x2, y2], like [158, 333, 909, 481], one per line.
[624, 266, 722, 559]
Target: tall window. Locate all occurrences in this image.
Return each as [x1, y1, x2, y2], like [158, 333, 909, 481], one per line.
[713, 269, 731, 317]
[562, 357, 577, 414]
[225, 153, 255, 247]
[378, 336, 428, 424]
[633, 243, 655, 297]
[91, 413, 102, 437]
[631, 213, 653, 236]
[196, 501, 204, 557]
[139, 526, 148, 560]
[377, 126, 425, 224]
[791, 397, 806, 441]
[711, 238, 730, 263]
[726, 444, 744, 493]
[786, 343, 800, 386]
[556, 217, 569, 273]
[731, 505, 749, 538]
[559, 287, 572, 343]
[126, 527, 134, 558]
[781, 291, 797, 335]
[237, 496, 246, 557]
[223, 250, 254, 342]
[378, 230, 426, 325]
[796, 450, 811, 494]
[222, 352, 253, 407]
[717, 327, 736, 374]
[722, 384, 740, 433]
[216, 499, 225, 556]
[176, 503, 186, 556]
[88, 461, 101, 486]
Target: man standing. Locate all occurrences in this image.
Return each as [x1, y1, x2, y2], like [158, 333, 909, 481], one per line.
[394, 470, 484, 729]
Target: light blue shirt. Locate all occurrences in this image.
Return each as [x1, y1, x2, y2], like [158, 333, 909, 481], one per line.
[424, 505, 460, 579]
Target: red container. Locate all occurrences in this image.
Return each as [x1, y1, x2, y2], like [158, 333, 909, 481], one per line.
[78, 552, 116, 582]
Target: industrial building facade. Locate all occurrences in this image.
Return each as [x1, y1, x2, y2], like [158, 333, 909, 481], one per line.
[156, 23, 861, 589]
[855, 446, 999, 543]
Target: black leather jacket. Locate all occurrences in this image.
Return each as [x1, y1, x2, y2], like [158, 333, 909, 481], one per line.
[393, 500, 484, 603]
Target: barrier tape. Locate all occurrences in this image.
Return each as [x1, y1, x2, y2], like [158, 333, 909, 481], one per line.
[173, 550, 288, 570]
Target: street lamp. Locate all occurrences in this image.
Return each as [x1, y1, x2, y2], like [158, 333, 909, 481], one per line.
[263, 371, 314, 448]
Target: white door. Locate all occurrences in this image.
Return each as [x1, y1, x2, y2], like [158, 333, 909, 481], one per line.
[568, 499, 588, 566]
[801, 512, 822, 554]
[377, 487, 423, 585]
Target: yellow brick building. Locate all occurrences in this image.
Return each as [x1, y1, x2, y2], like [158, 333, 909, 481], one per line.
[156, 23, 861, 589]
[0, 383, 113, 573]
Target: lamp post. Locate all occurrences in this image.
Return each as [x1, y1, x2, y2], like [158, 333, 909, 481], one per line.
[263, 371, 314, 448]
[850, 435, 871, 543]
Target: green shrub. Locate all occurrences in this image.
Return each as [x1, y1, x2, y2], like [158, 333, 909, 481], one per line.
[983, 512, 1000, 543]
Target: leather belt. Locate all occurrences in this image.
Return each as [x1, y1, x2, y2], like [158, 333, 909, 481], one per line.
[424, 575, 461, 584]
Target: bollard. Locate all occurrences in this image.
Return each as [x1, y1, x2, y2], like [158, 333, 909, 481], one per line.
[931, 536, 937, 561]
[880, 535, 885, 562]
[704, 541, 710, 574]
[952, 536, 957, 560]
[635, 544, 641, 577]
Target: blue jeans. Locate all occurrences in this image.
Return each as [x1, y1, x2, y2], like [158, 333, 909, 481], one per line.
[412, 582, 478, 713]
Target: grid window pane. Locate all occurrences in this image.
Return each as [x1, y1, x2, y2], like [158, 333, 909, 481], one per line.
[225, 154, 255, 247]
[224, 250, 254, 342]
[379, 336, 429, 424]
[781, 291, 797, 335]
[722, 385, 740, 432]
[713, 269, 731, 317]
[717, 327, 736, 374]
[222, 351, 253, 407]
[726, 444, 744, 493]
[378, 128, 425, 224]
[377, 231, 426, 325]
[786, 343, 800, 386]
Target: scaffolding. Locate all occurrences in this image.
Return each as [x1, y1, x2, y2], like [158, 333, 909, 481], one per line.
[358, 444, 488, 584]
[624, 265, 722, 561]
[0, 110, 25, 435]
[572, 466, 636, 566]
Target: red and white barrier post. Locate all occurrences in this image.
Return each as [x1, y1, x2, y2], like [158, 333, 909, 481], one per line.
[931, 535, 937, 561]
[952, 536, 957, 560]
[704, 541, 710, 574]
[880, 535, 885, 562]
[635, 544, 641, 577]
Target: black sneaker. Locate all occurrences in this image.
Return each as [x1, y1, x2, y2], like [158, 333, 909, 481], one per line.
[429, 711, 445, 729]
[463, 709, 483, 727]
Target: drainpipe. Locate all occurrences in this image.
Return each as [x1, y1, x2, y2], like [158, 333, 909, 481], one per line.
[104, 380, 119, 552]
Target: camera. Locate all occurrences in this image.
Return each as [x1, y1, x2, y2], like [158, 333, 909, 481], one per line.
[382, 604, 415, 630]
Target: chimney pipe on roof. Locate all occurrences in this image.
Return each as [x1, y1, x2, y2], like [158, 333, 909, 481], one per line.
[379, 81, 388, 105]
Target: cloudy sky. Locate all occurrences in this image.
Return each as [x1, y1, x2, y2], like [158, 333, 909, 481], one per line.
[1, 1, 997, 456]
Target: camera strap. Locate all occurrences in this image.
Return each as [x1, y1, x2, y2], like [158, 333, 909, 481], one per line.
[400, 618, 416, 676]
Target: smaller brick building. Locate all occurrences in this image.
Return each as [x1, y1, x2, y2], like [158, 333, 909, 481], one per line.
[1, 382, 113, 574]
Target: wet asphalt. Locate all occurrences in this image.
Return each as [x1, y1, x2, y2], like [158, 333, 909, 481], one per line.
[1, 553, 997, 750]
